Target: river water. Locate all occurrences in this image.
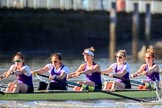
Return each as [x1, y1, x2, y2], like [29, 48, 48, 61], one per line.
[0, 57, 162, 108]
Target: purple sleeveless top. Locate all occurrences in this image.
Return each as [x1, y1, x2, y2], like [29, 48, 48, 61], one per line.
[17, 74, 33, 87]
[85, 62, 102, 87]
[51, 65, 67, 86]
[115, 63, 130, 83]
[145, 63, 160, 81]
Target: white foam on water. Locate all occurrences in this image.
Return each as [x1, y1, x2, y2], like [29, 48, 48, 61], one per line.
[1, 100, 162, 108]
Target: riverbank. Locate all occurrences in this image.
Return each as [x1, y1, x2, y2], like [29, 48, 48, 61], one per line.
[0, 9, 162, 55]
[0, 9, 162, 61]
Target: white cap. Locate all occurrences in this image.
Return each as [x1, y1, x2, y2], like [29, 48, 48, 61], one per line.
[82, 50, 94, 56]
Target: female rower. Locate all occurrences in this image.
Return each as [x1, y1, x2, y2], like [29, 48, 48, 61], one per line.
[130, 48, 160, 90]
[101, 50, 131, 91]
[67, 47, 102, 91]
[32, 53, 69, 90]
[2, 52, 33, 93]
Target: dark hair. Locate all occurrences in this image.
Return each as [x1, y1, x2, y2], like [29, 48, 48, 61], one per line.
[50, 53, 62, 60]
[13, 52, 24, 60]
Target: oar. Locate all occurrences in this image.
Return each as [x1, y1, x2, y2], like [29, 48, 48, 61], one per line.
[0, 85, 7, 88]
[102, 73, 155, 89]
[0, 75, 5, 81]
[0, 75, 5, 95]
[37, 74, 82, 87]
[37, 74, 147, 102]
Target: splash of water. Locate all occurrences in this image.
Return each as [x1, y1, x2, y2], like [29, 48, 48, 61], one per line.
[154, 81, 161, 101]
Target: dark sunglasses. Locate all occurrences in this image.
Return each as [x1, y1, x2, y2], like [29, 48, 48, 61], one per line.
[13, 59, 22, 62]
[116, 56, 123, 59]
[145, 57, 151, 59]
[51, 60, 59, 63]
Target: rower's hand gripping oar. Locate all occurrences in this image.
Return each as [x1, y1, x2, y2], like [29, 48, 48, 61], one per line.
[102, 73, 155, 89]
[37, 74, 147, 102]
[0, 75, 5, 81]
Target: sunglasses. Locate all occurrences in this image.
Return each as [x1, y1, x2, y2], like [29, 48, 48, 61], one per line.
[13, 59, 22, 62]
[51, 60, 59, 63]
[116, 56, 123, 59]
[145, 57, 151, 59]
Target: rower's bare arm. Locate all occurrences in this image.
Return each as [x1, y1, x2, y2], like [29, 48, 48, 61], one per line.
[160, 70, 162, 73]
[130, 64, 146, 78]
[55, 72, 66, 80]
[115, 69, 127, 78]
[67, 72, 77, 79]
[13, 68, 26, 75]
[67, 64, 85, 78]
[80, 64, 101, 75]
[1, 70, 13, 79]
[31, 66, 49, 76]
[101, 67, 113, 75]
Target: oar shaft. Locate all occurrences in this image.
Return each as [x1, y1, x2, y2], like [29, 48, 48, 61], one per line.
[66, 81, 81, 87]
[101, 90, 146, 102]
[0, 85, 7, 88]
[37, 74, 48, 78]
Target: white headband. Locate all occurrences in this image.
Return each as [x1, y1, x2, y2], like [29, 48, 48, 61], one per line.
[83, 50, 94, 56]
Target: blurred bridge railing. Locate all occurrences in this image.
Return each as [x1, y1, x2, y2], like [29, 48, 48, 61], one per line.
[0, 0, 162, 14]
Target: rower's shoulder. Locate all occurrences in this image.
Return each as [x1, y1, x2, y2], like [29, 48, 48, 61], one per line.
[140, 64, 147, 67]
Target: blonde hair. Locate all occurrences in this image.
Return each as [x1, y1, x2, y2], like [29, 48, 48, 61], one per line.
[117, 50, 127, 57]
[84, 47, 95, 52]
[145, 48, 155, 58]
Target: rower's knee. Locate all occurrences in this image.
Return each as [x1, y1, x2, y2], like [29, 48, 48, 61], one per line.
[8, 83, 14, 86]
[14, 84, 18, 88]
[73, 82, 83, 91]
[103, 81, 113, 90]
[5, 83, 16, 93]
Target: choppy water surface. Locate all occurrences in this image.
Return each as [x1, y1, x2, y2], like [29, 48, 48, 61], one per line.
[0, 58, 162, 108]
[1, 100, 162, 108]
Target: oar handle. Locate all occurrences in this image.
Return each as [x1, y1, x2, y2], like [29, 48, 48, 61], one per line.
[0, 75, 5, 81]
[0, 76, 3, 79]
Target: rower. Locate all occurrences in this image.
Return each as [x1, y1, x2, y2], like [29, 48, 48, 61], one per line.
[130, 48, 160, 90]
[32, 53, 69, 90]
[67, 47, 102, 91]
[101, 50, 131, 91]
[1, 52, 34, 93]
